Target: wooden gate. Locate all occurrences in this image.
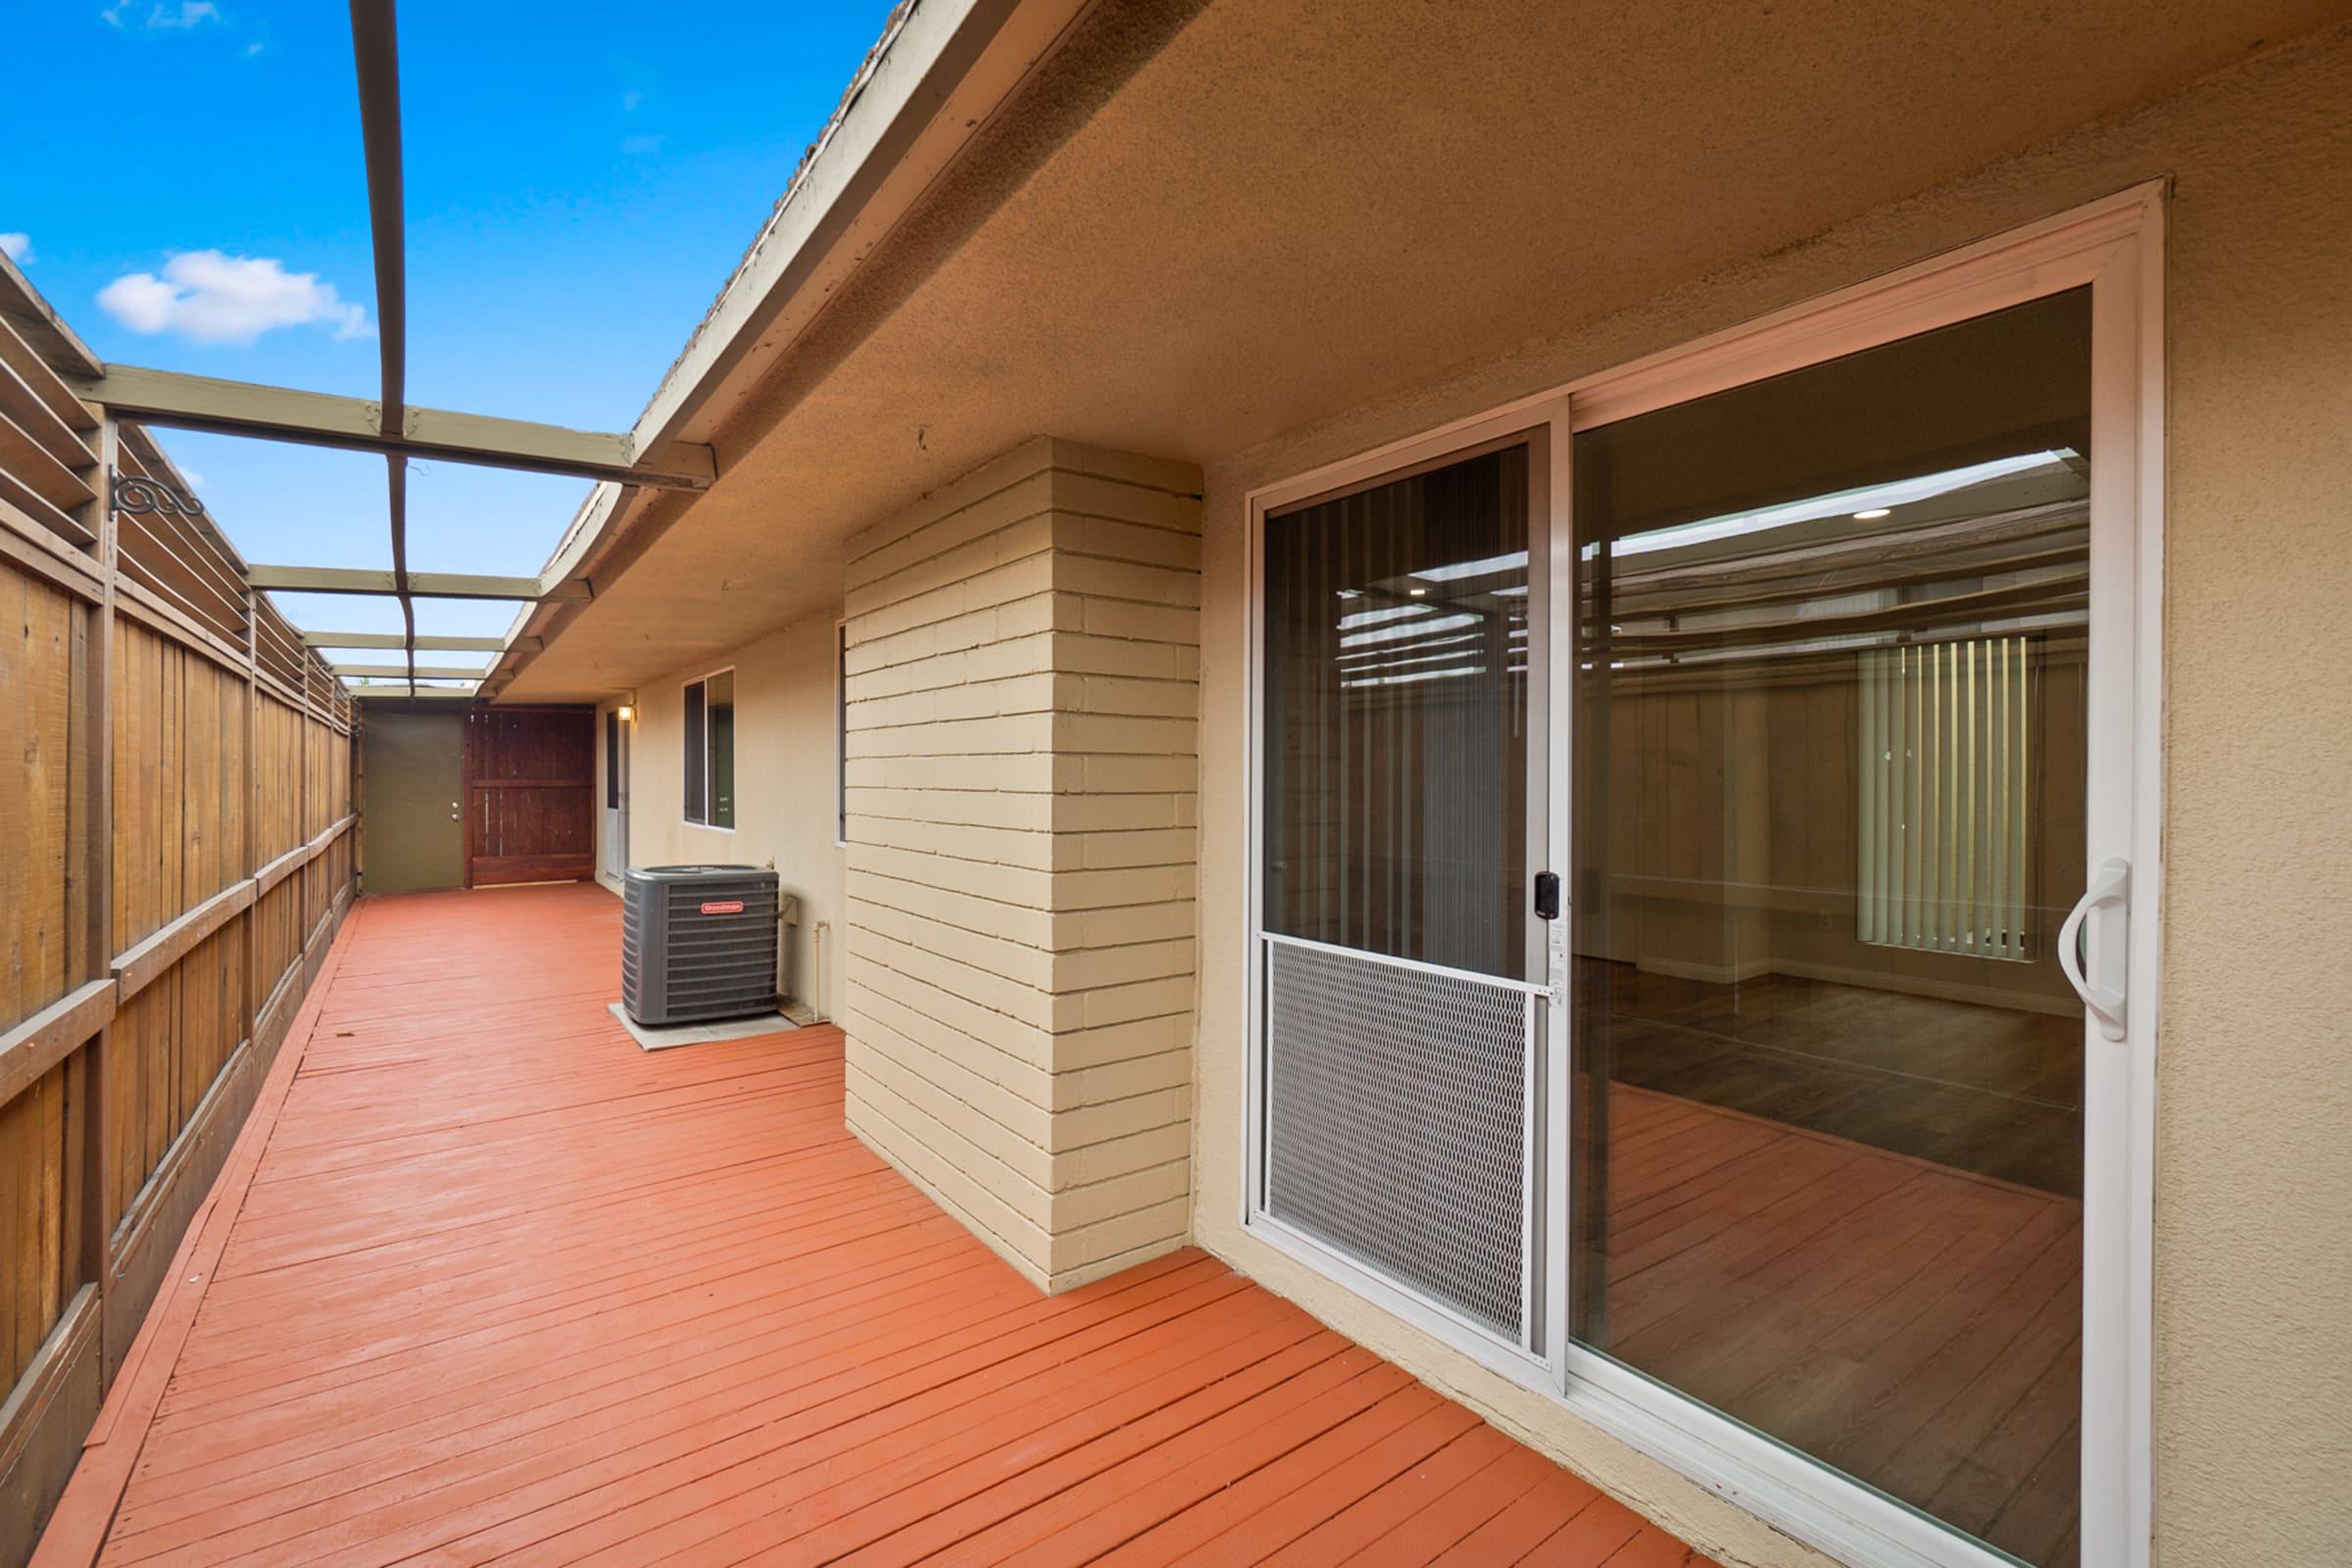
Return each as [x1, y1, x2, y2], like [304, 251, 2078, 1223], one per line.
[463, 706, 595, 887]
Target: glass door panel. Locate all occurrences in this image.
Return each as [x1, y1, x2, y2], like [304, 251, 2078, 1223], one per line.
[1569, 289, 2092, 1566]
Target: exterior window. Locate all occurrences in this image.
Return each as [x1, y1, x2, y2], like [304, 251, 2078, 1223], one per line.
[683, 668, 735, 828]
[835, 621, 849, 845]
[604, 710, 621, 809]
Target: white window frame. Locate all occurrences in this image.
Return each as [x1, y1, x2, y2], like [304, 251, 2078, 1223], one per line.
[681, 663, 738, 832]
[1241, 180, 2164, 1568]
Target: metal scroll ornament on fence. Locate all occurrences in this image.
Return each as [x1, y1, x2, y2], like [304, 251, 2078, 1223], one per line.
[111, 467, 206, 519]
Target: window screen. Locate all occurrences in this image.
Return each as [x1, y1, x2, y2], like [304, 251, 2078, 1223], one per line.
[605, 710, 620, 809]
[707, 670, 735, 830]
[683, 678, 709, 825]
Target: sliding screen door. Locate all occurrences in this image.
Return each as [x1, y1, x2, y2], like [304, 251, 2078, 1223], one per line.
[1257, 435, 1550, 1352]
[1569, 290, 2094, 1566]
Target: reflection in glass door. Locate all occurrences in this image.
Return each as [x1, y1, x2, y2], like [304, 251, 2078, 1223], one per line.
[1569, 290, 2093, 1566]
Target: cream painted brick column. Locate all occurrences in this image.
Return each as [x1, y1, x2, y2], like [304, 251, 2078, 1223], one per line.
[840, 437, 1201, 1293]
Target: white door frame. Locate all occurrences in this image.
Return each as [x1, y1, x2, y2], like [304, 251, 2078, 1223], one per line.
[1240, 181, 2165, 1568]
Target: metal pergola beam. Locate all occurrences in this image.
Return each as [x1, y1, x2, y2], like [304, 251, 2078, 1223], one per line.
[70, 367, 715, 490]
[348, 0, 417, 693]
[302, 630, 518, 652]
[349, 685, 476, 699]
[247, 564, 587, 601]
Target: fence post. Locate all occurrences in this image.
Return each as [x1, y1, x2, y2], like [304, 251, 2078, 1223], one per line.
[72, 420, 121, 1333]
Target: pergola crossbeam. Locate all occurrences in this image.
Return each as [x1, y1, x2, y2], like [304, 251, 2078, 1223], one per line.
[302, 630, 520, 652]
[331, 662, 488, 679]
[246, 564, 588, 602]
[67, 366, 716, 490]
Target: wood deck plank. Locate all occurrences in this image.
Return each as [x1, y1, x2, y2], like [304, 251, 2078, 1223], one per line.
[1333, 1441, 1570, 1564]
[1148, 1399, 1485, 1564]
[820, 1334, 1365, 1568]
[1254, 1423, 1521, 1564]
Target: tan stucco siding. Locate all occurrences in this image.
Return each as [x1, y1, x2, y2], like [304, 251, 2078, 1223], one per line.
[841, 437, 1205, 1293]
[1191, 28, 2352, 1568]
[619, 610, 849, 1022]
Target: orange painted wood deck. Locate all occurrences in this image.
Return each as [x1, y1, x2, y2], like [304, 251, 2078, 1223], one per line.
[38, 883, 1704, 1568]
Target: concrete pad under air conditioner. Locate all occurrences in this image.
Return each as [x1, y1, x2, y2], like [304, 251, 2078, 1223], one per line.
[607, 1000, 814, 1052]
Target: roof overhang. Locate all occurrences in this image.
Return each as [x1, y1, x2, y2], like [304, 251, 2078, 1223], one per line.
[497, 0, 2344, 702]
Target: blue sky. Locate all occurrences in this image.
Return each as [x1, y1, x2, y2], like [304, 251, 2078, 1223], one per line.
[2, 0, 895, 660]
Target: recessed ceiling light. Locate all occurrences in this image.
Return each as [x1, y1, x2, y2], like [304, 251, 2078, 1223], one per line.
[1407, 587, 1429, 597]
[1853, 507, 1892, 520]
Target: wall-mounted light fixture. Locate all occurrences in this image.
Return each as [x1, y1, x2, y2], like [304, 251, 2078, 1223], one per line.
[615, 704, 636, 722]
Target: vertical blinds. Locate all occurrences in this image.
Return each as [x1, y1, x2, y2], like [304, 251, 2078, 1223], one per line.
[1858, 636, 2033, 961]
[1260, 443, 1530, 978]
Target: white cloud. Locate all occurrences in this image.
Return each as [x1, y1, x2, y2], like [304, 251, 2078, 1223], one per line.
[98, 251, 371, 345]
[103, 1, 220, 27]
[0, 233, 32, 265]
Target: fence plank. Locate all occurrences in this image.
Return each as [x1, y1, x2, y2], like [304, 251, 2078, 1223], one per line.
[1, 563, 73, 1039]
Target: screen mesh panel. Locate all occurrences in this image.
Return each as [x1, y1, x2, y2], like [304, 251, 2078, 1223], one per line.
[1263, 938, 1533, 1343]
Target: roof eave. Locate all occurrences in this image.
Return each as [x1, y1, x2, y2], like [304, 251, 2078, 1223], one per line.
[485, 0, 1099, 701]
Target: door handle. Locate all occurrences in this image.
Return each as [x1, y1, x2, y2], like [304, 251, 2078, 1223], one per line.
[2058, 857, 2130, 1042]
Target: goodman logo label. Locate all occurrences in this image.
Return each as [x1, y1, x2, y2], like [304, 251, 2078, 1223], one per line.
[699, 900, 746, 915]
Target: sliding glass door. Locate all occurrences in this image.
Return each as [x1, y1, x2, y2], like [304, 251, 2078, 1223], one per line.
[1251, 199, 2158, 1568]
[1568, 290, 2096, 1567]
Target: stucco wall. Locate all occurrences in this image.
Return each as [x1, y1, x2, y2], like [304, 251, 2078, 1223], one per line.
[622, 610, 849, 1022]
[840, 437, 1204, 1294]
[1191, 27, 2352, 1568]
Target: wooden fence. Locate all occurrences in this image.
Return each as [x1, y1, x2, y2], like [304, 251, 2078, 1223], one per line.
[0, 270, 358, 1563]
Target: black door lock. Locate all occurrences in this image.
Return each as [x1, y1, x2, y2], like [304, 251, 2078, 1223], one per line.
[1534, 871, 1561, 921]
